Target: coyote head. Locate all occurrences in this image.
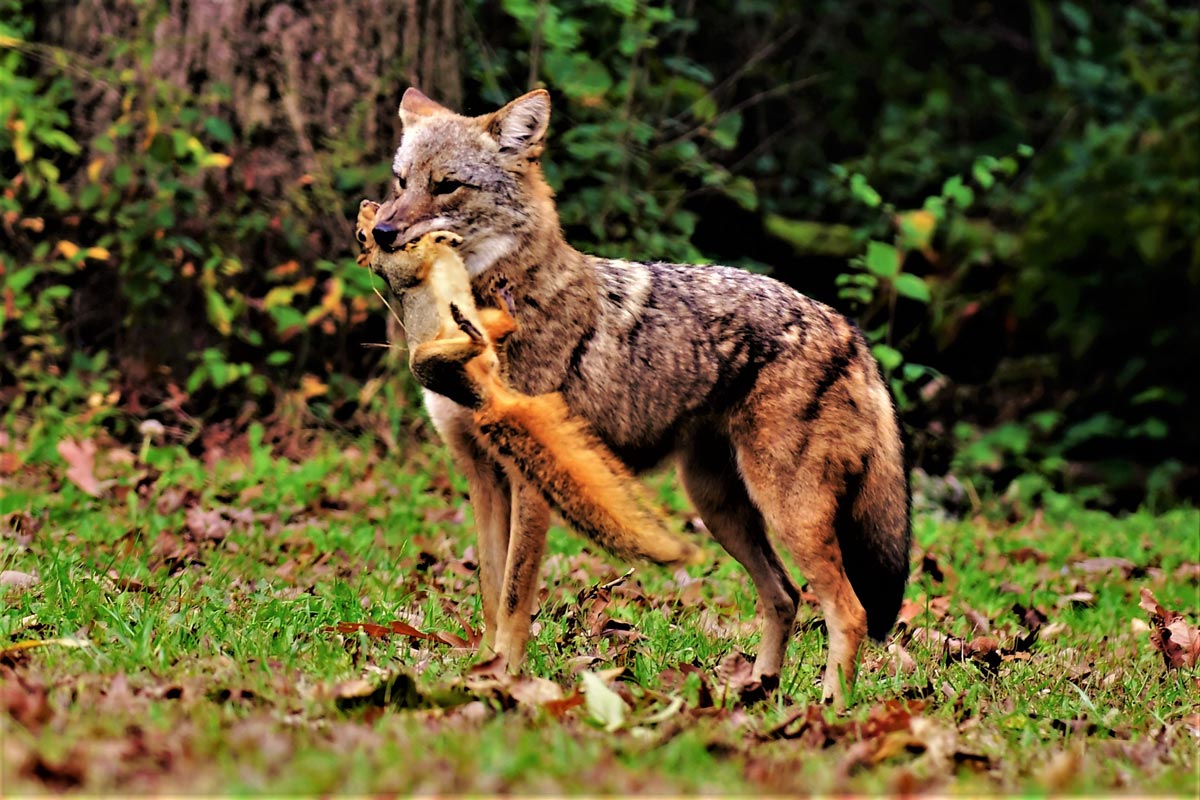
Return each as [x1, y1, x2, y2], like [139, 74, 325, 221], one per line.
[373, 88, 558, 277]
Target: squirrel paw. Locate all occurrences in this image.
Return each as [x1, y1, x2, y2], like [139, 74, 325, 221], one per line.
[412, 230, 463, 250]
[450, 303, 485, 344]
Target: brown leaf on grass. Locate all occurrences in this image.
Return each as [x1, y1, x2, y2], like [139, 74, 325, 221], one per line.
[0, 570, 38, 590]
[57, 437, 102, 496]
[659, 663, 714, 709]
[1006, 546, 1049, 564]
[468, 654, 507, 679]
[323, 619, 475, 648]
[596, 618, 643, 642]
[0, 668, 51, 731]
[0, 450, 21, 476]
[0, 637, 91, 667]
[508, 676, 565, 707]
[714, 651, 769, 705]
[897, 595, 950, 628]
[1139, 587, 1200, 669]
[422, 504, 466, 525]
[1173, 562, 1200, 583]
[541, 691, 585, 719]
[155, 487, 197, 516]
[885, 643, 918, 676]
[915, 551, 956, 586]
[853, 698, 928, 741]
[325, 622, 392, 638]
[20, 753, 85, 792]
[1073, 556, 1138, 577]
[150, 530, 201, 573]
[763, 703, 842, 746]
[1057, 591, 1096, 608]
[184, 506, 232, 542]
[104, 569, 149, 593]
[333, 671, 424, 711]
[961, 604, 991, 634]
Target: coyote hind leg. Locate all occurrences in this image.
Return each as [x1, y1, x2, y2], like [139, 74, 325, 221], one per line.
[678, 427, 800, 690]
[734, 448, 868, 710]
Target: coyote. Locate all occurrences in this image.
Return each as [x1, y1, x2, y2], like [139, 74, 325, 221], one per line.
[354, 200, 701, 572]
[371, 87, 911, 707]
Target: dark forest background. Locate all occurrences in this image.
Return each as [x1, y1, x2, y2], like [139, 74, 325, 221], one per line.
[2, 0, 1197, 512]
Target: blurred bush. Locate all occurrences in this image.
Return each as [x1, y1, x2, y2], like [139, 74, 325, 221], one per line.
[1, 0, 1196, 508]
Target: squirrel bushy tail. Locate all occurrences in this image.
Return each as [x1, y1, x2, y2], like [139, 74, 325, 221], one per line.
[473, 385, 703, 568]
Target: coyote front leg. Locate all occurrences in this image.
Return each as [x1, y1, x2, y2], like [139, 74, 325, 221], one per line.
[424, 392, 511, 651]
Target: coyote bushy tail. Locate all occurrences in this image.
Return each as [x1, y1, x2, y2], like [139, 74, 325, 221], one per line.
[473, 384, 702, 567]
[836, 438, 912, 641]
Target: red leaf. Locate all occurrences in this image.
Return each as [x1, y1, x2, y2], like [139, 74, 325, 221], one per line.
[543, 690, 585, 718]
[1140, 588, 1200, 669]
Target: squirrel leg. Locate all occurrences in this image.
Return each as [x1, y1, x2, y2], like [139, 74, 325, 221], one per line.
[410, 304, 492, 407]
[478, 281, 518, 346]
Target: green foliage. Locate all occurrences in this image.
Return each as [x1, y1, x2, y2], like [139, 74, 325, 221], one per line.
[1, 0, 1196, 508]
[830, 151, 1027, 409]
[483, 0, 748, 261]
[1, 1, 386, 434]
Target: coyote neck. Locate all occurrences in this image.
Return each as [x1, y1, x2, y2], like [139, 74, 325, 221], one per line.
[480, 227, 600, 396]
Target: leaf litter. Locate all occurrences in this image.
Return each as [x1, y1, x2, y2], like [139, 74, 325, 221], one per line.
[2, 434, 1198, 793]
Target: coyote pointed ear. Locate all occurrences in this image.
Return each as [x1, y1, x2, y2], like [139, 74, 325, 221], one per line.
[399, 87, 451, 128]
[485, 90, 551, 161]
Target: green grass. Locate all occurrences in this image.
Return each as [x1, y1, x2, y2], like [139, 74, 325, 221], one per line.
[1, 429, 1197, 794]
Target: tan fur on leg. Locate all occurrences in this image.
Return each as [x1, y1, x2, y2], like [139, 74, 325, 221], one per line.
[492, 476, 549, 670]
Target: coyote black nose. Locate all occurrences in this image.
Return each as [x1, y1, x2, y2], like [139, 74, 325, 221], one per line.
[373, 223, 400, 250]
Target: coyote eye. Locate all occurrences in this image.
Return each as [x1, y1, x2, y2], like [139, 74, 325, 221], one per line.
[432, 178, 467, 196]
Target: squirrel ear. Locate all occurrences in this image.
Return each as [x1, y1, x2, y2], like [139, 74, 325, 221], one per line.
[399, 87, 451, 128]
[485, 90, 551, 160]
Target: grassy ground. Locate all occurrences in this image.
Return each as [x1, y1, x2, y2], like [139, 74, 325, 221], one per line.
[1, 426, 1197, 794]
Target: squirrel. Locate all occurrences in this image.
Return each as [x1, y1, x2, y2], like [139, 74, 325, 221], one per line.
[355, 199, 702, 568]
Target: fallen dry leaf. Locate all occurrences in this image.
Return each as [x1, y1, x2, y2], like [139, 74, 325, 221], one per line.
[333, 671, 424, 711]
[184, 506, 232, 541]
[1057, 591, 1095, 608]
[0, 451, 21, 476]
[543, 690, 586, 718]
[1073, 556, 1138, 578]
[897, 595, 951, 628]
[0, 570, 38, 590]
[508, 676, 564, 706]
[57, 438, 102, 496]
[714, 651, 769, 704]
[1139, 587, 1200, 669]
[1006, 546, 1049, 564]
[323, 619, 474, 648]
[0, 668, 51, 731]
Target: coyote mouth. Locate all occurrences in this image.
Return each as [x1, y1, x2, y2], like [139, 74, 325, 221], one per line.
[380, 219, 459, 253]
